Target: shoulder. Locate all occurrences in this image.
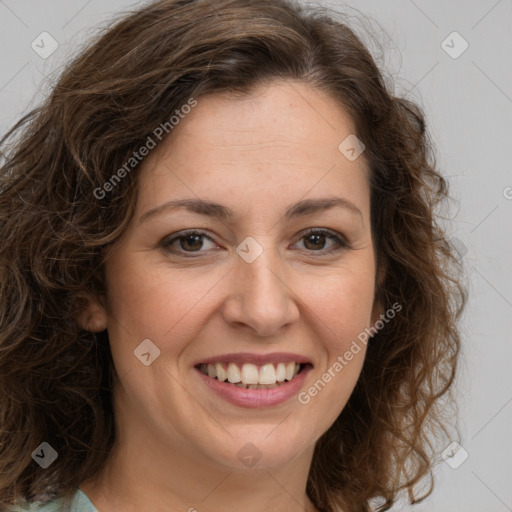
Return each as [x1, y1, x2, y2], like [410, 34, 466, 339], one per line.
[6, 489, 96, 512]
[6, 498, 65, 512]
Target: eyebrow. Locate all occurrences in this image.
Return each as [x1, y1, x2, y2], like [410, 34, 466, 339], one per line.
[139, 196, 362, 224]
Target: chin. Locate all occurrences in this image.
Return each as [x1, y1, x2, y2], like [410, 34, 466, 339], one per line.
[204, 426, 313, 470]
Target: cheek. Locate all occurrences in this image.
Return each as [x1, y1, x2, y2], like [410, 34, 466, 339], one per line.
[305, 266, 376, 345]
[103, 257, 168, 372]
[104, 243, 376, 357]
[104, 254, 218, 366]
[298, 271, 372, 416]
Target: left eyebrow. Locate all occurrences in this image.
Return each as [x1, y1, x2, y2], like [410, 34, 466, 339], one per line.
[138, 196, 362, 224]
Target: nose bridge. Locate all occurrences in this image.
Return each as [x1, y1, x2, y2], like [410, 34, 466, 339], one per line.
[222, 238, 299, 336]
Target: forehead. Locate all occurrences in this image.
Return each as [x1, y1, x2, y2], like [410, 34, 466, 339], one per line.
[136, 81, 369, 218]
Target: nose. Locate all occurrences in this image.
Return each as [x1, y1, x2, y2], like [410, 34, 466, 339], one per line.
[221, 246, 300, 337]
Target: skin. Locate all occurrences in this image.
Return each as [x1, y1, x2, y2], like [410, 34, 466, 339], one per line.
[79, 79, 384, 512]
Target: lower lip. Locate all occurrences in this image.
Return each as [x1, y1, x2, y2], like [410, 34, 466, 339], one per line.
[194, 365, 312, 408]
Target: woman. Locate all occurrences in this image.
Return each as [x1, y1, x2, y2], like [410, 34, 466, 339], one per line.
[0, 0, 466, 511]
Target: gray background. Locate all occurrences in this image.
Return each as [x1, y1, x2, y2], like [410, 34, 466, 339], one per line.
[1, 1, 511, 511]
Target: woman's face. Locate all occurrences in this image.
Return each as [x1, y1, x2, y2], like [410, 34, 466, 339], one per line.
[99, 80, 382, 470]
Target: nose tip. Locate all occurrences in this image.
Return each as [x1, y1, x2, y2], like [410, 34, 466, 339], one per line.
[221, 254, 300, 337]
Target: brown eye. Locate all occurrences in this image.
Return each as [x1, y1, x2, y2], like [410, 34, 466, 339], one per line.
[178, 234, 205, 252]
[161, 228, 349, 258]
[162, 230, 218, 255]
[303, 232, 328, 250]
[294, 229, 349, 254]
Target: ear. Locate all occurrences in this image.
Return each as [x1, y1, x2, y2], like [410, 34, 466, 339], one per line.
[75, 293, 108, 333]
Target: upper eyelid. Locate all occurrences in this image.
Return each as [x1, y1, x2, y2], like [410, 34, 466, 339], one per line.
[162, 228, 348, 251]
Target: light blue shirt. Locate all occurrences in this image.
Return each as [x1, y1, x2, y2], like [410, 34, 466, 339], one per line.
[8, 489, 97, 512]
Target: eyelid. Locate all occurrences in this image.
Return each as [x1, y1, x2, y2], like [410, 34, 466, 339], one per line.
[295, 228, 350, 253]
[161, 229, 219, 255]
[161, 228, 350, 256]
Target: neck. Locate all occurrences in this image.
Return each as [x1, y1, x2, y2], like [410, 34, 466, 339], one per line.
[80, 385, 319, 512]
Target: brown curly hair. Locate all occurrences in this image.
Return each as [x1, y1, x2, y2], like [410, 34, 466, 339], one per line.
[0, 0, 466, 511]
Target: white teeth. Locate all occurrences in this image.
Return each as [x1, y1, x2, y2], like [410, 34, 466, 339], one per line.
[199, 361, 304, 386]
[275, 363, 286, 382]
[285, 362, 295, 381]
[259, 364, 277, 385]
[241, 363, 260, 385]
[215, 363, 227, 382]
[227, 362, 241, 383]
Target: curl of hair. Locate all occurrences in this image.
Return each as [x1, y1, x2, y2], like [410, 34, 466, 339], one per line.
[0, 1, 466, 511]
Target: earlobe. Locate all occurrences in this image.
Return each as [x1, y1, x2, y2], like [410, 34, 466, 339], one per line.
[75, 294, 108, 333]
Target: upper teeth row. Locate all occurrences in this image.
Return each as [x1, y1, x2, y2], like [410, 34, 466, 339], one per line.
[199, 362, 301, 385]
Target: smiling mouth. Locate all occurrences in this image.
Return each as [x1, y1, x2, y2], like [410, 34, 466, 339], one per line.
[195, 362, 310, 389]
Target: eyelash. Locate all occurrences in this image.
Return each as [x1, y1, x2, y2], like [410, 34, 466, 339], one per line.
[161, 228, 350, 257]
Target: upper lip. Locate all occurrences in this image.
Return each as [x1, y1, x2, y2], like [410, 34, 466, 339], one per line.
[194, 352, 312, 366]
